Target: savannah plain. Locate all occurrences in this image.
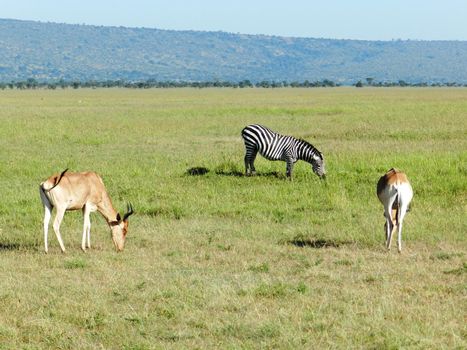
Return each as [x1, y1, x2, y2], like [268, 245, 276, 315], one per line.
[0, 87, 465, 349]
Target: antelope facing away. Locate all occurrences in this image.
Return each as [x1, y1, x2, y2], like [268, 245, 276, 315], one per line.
[39, 169, 134, 253]
[377, 168, 413, 252]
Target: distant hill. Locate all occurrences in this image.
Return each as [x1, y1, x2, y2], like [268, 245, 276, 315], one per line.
[1, 18, 467, 84]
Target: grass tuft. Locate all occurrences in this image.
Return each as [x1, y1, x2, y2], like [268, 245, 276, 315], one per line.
[214, 161, 243, 176]
[430, 251, 463, 260]
[248, 262, 269, 273]
[443, 262, 467, 276]
[63, 258, 87, 269]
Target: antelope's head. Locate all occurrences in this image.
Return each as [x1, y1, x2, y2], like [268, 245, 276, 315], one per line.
[110, 203, 134, 251]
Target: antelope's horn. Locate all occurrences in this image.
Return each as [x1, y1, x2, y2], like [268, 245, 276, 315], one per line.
[123, 203, 134, 221]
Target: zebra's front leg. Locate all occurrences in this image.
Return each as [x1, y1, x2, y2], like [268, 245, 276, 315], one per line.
[286, 161, 294, 180]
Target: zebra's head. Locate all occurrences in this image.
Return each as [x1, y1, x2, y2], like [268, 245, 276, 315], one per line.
[311, 153, 326, 180]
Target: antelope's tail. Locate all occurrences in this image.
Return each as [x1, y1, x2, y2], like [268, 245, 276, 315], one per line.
[39, 169, 69, 210]
[44, 168, 68, 193]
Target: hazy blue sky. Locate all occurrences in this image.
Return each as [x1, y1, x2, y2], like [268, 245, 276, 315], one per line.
[2, 0, 467, 40]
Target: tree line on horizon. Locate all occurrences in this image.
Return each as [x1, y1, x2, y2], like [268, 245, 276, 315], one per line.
[2, 19, 467, 85]
[1, 78, 466, 90]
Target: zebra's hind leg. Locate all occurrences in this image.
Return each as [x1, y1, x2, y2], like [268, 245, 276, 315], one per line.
[249, 158, 257, 176]
[245, 148, 258, 176]
[244, 155, 250, 175]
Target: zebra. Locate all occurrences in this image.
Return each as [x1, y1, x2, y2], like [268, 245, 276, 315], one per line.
[241, 124, 326, 179]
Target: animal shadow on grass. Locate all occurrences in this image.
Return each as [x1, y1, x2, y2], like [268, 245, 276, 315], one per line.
[185, 166, 283, 178]
[288, 238, 350, 249]
[250, 171, 284, 178]
[186, 166, 244, 177]
[186, 167, 210, 176]
[215, 169, 244, 177]
[215, 170, 284, 178]
[0, 242, 24, 251]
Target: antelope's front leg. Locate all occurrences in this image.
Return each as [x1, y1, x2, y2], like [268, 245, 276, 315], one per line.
[82, 206, 91, 251]
[86, 222, 91, 249]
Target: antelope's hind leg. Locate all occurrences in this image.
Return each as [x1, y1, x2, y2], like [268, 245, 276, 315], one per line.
[42, 205, 53, 254]
[397, 203, 409, 253]
[43, 206, 52, 253]
[52, 206, 67, 253]
[39, 186, 53, 253]
[384, 197, 397, 250]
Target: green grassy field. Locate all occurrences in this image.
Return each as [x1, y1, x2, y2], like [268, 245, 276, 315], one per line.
[0, 87, 465, 349]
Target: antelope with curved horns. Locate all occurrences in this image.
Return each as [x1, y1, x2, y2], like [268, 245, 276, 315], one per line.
[377, 168, 413, 252]
[39, 169, 134, 253]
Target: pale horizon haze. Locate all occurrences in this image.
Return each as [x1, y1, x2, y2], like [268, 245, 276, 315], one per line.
[2, 0, 467, 41]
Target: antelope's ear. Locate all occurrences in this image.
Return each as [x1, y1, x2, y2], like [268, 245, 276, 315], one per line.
[116, 213, 121, 222]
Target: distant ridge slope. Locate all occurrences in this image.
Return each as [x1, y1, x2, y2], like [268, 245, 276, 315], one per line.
[1, 18, 466, 84]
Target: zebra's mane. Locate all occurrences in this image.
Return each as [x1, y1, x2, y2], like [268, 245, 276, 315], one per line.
[297, 138, 323, 159]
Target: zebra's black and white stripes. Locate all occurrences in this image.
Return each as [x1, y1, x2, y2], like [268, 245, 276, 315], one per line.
[241, 124, 326, 179]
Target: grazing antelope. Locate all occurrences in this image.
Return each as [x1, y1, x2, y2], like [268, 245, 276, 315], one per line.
[377, 168, 413, 252]
[39, 169, 134, 253]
